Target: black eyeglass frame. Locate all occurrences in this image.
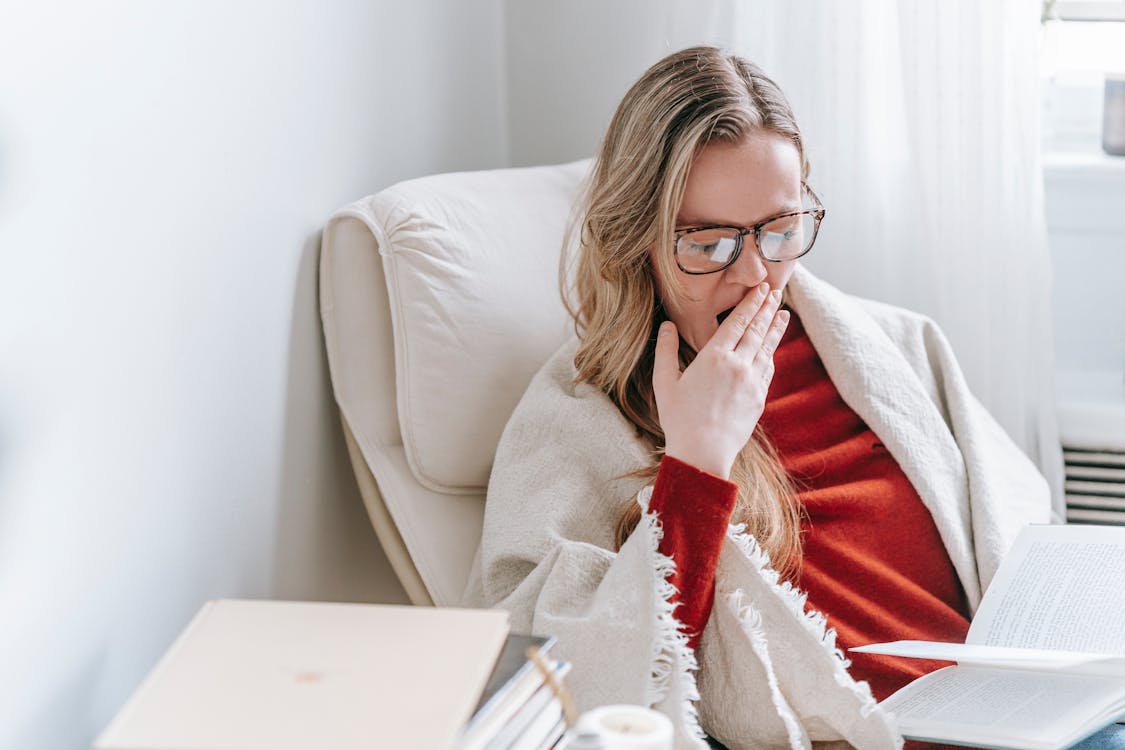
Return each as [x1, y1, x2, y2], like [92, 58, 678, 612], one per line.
[672, 184, 826, 275]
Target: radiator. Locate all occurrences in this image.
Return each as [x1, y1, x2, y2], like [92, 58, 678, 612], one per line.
[1058, 371, 1125, 526]
[1064, 448, 1125, 525]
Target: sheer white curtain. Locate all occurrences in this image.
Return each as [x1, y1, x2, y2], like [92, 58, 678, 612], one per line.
[659, 0, 1064, 511]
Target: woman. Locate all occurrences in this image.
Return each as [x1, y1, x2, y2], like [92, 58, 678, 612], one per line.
[461, 46, 1055, 749]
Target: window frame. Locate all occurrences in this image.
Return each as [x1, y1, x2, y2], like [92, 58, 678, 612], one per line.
[1045, 1, 1125, 23]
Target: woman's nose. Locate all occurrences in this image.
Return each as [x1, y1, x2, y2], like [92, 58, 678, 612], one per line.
[726, 240, 768, 286]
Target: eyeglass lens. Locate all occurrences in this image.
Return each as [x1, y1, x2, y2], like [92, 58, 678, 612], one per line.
[676, 212, 817, 273]
[758, 212, 816, 261]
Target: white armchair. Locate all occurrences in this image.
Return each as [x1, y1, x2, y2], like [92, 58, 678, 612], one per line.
[319, 160, 590, 605]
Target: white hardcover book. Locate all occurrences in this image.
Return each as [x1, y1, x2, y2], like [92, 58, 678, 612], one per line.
[485, 662, 572, 750]
[853, 524, 1125, 750]
[94, 599, 509, 750]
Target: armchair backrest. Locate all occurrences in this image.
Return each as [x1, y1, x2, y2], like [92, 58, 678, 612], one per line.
[319, 160, 590, 605]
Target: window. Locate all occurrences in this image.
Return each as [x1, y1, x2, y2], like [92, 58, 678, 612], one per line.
[1045, 1, 1125, 22]
[1041, 2, 1125, 151]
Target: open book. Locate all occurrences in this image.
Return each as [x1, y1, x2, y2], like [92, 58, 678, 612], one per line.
[852, 524, 1125, 750]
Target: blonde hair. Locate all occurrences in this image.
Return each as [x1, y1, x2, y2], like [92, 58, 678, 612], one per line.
[562, 46, 809, 580]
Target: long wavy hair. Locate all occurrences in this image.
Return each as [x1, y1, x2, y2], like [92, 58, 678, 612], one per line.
[561, 46, 808, 580]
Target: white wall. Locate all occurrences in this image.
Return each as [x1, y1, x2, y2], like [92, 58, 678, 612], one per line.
[507, 0, 650, 166]
[1044, 156, 1125, 452]
[1045, 158, 1125, 376]
[0, 1, 507, 748]
[505, 0, 730, 166]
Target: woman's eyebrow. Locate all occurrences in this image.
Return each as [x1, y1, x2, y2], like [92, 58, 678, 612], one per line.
[677, 202, 801, 227]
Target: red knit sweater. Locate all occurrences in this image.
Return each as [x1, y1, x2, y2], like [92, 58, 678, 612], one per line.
[646, 310, 972, 747]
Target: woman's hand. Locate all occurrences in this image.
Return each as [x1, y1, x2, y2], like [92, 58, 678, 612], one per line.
[653, 283, 790, 479]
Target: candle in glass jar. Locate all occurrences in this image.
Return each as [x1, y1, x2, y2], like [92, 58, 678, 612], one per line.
[570, 705, 674, 750]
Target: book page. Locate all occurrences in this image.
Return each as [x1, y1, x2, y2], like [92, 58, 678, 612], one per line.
[851, 641, 1125, 675]
[883, 665, 1125, 742]
[967, 525, 1125, 654]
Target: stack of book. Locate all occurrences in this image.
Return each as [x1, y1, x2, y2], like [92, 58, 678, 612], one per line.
[456, 634, 572, 750]
[93, 600, 530, 750]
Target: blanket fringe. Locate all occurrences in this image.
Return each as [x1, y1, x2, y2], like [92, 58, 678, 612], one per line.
[724, 523, 883, 719]
[636, 486, 706, 742]
[725, 589, 811, 750]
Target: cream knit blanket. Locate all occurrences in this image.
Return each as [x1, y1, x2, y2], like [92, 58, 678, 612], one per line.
[461, 266, 1051, 749]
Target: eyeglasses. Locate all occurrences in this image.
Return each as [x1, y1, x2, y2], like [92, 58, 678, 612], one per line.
[672, 185, 826, 275]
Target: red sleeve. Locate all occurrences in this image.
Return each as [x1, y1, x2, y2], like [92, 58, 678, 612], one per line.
[647, 455, 738, 651]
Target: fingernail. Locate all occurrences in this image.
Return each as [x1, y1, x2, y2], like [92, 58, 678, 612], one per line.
[758, 282, 770, 296]
[659, 321, 672, 335]
[770, 289, 782, 302]
[779, 310, 791, 323]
